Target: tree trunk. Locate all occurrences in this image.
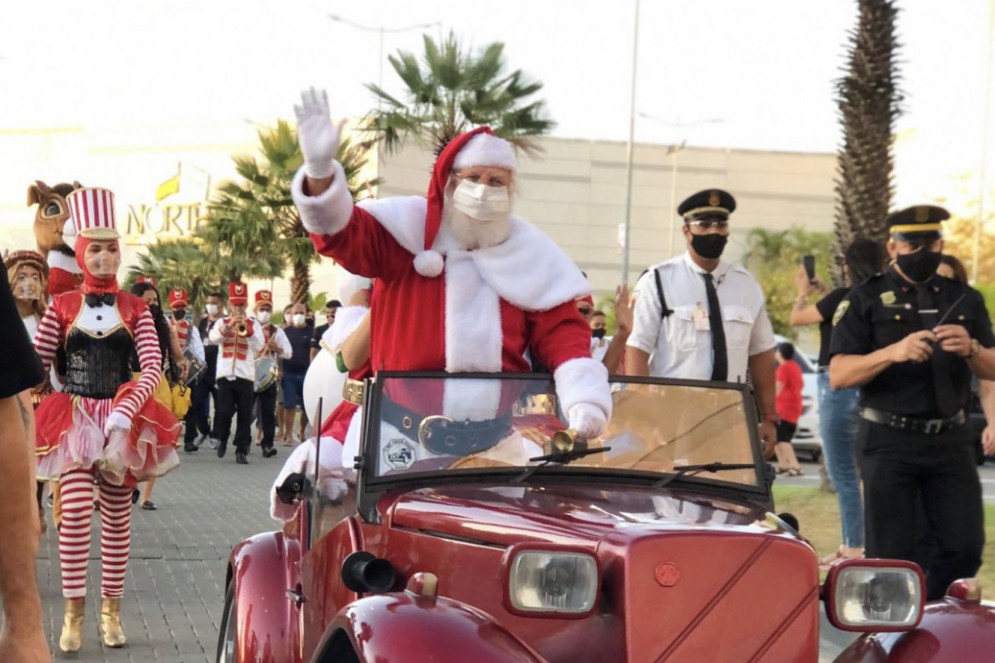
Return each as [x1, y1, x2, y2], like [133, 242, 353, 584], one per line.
[832, 0, 902, 284]
[290, 261, 311, 305]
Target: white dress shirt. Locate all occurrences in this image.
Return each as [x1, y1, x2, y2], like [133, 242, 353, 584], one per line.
[627, 252, 775, 382]
[209, 318, 265, 381]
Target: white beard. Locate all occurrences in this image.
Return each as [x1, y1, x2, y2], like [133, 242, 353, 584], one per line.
[442, 190, 512, 250]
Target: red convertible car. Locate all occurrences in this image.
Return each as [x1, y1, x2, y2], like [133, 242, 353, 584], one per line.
[218, 373, 995, 662]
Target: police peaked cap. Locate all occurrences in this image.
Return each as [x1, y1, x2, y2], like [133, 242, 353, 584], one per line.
[678, 189, 736, 220]
[887, 205, 949, 241]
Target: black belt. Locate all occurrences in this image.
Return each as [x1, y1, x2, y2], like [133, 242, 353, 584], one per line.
[380, 399, 511, 456]
[860, 407, 966, 435]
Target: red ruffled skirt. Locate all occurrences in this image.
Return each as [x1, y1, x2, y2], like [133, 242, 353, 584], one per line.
[35, 382, 181, 487]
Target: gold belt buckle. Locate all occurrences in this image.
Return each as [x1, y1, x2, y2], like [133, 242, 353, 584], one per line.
[418, 415, 454, 446]
[342, 379, 365, 405]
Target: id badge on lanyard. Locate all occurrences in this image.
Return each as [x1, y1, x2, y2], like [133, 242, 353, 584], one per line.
[693, 303, 710, 331]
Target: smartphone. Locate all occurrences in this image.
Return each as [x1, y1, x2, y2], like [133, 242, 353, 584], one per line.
[802, 255, 816, 283]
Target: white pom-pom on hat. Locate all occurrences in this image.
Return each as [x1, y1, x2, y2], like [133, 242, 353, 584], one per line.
[414, 250, 444, 278]
[452, 133, 518, 173]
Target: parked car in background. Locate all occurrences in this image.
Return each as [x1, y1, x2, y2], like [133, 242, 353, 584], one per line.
[775, 335, 822, 462]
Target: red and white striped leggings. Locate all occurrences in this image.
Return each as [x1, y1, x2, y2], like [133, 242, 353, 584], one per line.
[59, 469, 133, 599]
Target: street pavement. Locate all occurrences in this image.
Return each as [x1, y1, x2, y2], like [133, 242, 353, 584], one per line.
[35, 445, 283, 662]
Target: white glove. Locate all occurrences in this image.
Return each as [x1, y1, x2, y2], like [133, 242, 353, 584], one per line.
[568, 403, 607, 439]
[294, 87, 343, 179]
[104, 411, 132, 436]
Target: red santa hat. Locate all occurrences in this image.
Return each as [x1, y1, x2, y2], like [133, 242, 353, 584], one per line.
[254, 290, 273, 310]
[168, 288, 188, 309]
[229, 281, 248, 306]
[416, 127, 518, 278]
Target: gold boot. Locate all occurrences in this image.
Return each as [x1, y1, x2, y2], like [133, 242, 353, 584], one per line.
[59, 598, 85, 653]
[100, 597, 127, 648]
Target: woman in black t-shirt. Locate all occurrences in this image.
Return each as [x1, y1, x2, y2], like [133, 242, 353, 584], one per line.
[789, 238, 884, 567]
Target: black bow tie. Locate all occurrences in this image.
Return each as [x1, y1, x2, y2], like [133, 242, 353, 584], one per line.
[85, 293, 116, 307]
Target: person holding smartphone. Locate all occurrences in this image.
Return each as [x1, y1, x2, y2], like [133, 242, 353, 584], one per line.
[790, 238, 883, 567]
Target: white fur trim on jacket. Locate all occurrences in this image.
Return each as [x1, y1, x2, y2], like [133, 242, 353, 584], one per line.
[553, 357, 613, 421]
[47, 250, 81, 274]
[292, 162, 353, 235]
[365, 200, 590, 311]
[321, 305, 368, 355]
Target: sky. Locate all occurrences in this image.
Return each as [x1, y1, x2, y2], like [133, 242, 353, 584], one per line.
[0, 0, 992, 203]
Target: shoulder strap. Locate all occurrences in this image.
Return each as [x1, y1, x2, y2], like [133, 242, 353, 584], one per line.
[653, 268, 674, 319]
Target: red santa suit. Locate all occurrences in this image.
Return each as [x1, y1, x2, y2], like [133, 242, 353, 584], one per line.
[292, 127, 611, 430]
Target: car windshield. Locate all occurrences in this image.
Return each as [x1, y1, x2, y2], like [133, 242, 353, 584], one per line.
[364, 374, 763, 489]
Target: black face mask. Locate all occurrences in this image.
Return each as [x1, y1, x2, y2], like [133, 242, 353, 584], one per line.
[690, 233, 728, 260]
[149, 304, 161, 317]
[896, 248, 942, 283]
[592, 327, 607, 339]
[172, 309, 186, 321]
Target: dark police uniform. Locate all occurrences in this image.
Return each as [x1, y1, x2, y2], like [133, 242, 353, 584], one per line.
[829, 205, 994, 600]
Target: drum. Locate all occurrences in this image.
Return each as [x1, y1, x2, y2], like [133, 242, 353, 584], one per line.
[183, 345, 207, 386]
[254, 356, 279, 393]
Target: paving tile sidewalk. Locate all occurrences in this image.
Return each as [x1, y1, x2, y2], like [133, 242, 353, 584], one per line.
[35, 446, 284, 662]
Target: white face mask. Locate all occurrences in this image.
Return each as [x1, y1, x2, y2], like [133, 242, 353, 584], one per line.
[452, 180, 511, 222]
[292, 313, 306, 326]
[257, 310, 272, 324]
[206, 304, 220, 316]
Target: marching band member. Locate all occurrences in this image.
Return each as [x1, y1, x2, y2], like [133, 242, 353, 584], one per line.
[251, 290, 291, 459]
[169, 288, 206, 453]
[208, 281, 264, 464]
[32, 187, 181, 652]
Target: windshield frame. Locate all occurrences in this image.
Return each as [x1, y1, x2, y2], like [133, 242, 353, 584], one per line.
[355, 371, 770, 523]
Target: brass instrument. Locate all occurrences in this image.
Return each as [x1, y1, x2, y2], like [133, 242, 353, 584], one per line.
[236, 322, 249, 337]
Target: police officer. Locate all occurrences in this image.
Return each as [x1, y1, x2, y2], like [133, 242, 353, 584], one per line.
[627, 189, 778, 455]
[829, 205, 995, 600]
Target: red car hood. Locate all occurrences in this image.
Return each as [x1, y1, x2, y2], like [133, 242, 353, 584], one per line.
[386, 483, 774, 549]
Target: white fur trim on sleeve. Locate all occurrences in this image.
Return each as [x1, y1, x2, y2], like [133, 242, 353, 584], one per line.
[269, 443, 311, 522]
[553, 357, 613, 421]
[321, 305, 368, 353]
[292, 161, 353, 235]
[47, 250, 81, 274]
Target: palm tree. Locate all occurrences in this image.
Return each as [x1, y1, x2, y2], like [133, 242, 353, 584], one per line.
[124, 239, 232, 320]
[832, 0, 902, 282]
[365, 31, 555, 157]
[204, 120, 378, 303]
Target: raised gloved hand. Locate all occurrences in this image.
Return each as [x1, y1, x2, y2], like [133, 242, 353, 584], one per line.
[294, 87, 344, 179]
[568, 403, 607, 439]
[103, 411, 132, 436]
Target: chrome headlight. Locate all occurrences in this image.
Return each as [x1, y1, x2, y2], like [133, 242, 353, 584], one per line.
[506, 549, 598, 616]
[824, 560, 924, 631]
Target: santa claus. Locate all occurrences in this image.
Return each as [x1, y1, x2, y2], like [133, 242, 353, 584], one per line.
[290, 88, 611, 438]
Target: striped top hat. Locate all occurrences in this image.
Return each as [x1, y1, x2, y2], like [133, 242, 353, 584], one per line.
[253, 290, 273, 310]
[66, 187, 119, 240]
[168, 288, 189, 309]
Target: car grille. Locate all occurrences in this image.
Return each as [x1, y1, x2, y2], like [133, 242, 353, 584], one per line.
[617, 532, 819, 662]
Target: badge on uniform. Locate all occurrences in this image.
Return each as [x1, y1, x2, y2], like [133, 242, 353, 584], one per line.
[880, 291, 896, 306]
[833, 300, 850, 326]
[693, 304, 710, 331]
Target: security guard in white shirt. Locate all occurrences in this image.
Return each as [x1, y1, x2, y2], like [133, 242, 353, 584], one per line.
[627, 189, 778, 454]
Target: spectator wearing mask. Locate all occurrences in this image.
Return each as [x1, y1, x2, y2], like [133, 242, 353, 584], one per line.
[311, 299, 342, 361]
[280, 302, 312, 444]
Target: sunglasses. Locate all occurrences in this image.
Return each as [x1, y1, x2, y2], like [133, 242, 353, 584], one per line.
[686, 219, 730, 230]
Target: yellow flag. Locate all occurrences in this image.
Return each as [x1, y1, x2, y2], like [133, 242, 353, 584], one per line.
[156, 173, 180, 202]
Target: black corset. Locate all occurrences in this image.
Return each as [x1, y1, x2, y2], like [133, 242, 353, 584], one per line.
[63, 326, 135, 399]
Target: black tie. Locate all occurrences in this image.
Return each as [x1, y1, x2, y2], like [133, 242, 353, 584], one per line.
[703, 273, 728, 381]
[85, 293, 116, 307]
[915, 284, 959, 417]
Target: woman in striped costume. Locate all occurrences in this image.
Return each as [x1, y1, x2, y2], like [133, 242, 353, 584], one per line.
[32, 187, 180, 653]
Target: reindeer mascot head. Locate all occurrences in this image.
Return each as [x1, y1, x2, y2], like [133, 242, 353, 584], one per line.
[28, 180, 84, 297]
